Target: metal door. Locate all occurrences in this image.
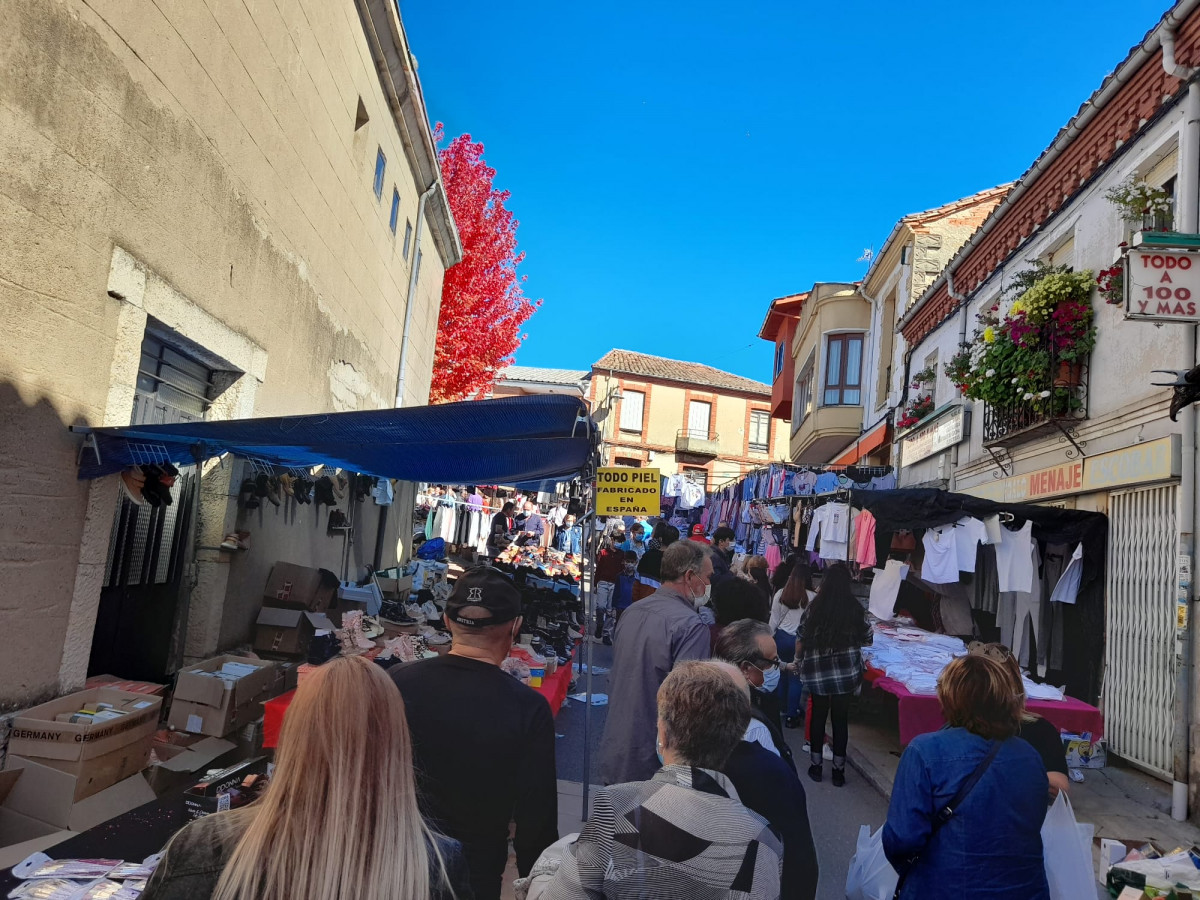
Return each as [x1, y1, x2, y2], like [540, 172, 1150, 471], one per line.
[1104, 484, 1178, 779]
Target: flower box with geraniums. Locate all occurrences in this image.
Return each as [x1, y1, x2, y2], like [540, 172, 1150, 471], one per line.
[896, 394, 934, 431]
[1105, 177, 1174, 233]
[944, 261, 1095, 442]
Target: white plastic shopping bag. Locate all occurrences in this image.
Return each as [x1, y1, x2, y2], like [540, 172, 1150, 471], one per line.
[1041, 792, 1096, 900]
[845, 824, 899, 900]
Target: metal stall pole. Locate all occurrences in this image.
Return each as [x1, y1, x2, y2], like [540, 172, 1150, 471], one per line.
[579, 470, 599, 821]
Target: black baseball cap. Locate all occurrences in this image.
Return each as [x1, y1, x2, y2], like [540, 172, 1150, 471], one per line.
[444, 567, 523, 628]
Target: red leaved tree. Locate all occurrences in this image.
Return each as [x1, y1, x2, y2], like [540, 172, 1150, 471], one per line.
[430, 125, 540, 403]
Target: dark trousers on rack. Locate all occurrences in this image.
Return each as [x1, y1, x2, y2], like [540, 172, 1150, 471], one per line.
[809, 692, 851, 767]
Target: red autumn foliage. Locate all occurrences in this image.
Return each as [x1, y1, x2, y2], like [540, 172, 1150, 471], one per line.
[429, 124, 540, 403]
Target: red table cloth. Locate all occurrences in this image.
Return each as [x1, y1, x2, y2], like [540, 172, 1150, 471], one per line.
[866, 667, 1103, 745]
[264, 651, 578, 749]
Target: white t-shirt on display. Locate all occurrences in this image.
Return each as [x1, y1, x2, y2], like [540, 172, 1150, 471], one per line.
[953, 517, 990, 574]
[995, 520, 1036, 593]
[921, 523, 961, 584]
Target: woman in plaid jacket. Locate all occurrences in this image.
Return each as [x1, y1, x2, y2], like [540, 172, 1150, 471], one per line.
[796, 563, 872, 787]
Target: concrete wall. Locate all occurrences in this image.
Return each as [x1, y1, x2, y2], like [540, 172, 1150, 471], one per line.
[0, 0, 449, 707]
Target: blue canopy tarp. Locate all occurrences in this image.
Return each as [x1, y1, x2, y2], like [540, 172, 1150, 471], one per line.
[75, 394, 596, 486]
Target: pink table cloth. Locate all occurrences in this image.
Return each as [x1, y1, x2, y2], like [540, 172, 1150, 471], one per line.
[869, 674, 1104, 746]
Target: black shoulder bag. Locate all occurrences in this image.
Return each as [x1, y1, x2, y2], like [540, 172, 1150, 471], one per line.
[892, 739, 1003, 900]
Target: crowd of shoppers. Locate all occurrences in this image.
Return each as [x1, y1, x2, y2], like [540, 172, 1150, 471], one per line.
[143, 524, 1075, 900]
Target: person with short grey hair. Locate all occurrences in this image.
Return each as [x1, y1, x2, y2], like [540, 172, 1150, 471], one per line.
[716, 619, 795, 770]
[545, 661, 783, 899]
[599, 537, 713, 784]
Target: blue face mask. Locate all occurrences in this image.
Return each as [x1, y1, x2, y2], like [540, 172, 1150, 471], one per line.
[656, 738, 665, 765]
[758, 666, 781, 693]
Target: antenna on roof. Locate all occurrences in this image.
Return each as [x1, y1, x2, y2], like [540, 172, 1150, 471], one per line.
[857, 247, 874, 264]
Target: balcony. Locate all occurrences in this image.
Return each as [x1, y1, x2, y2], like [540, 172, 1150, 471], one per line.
[676, 428, 720, 457]
[982, 345, 1089, 449]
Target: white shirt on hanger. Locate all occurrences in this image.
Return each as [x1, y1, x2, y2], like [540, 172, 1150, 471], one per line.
[805, 501, 850, 560]
[995, 520, 1037, 593]
[953, 517, 990, 574]
[921, 523, 961, 585]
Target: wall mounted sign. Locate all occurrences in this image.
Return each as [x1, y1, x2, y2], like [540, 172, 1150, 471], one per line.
[900, 406, 969, 466]
[1125, 247, 1200, 322]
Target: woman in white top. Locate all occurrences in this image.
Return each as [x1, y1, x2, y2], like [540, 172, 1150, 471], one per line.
[771, 562, 816, 728]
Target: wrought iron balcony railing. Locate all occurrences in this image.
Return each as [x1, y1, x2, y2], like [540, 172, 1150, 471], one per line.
[982, 344, 1089, 452]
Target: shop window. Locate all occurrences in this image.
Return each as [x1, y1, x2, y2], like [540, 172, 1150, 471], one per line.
[749, 410, 770, 453]
[402, 220, 413, 260]
[389, 189, 400, 234]
[683, 467, 708, 492]
[619, 390, 645, 433]
[824, 333, 863, 406]
[373, 147, 386, 199]
[686, 400, 711, 438]
[793, 358, 814, 433]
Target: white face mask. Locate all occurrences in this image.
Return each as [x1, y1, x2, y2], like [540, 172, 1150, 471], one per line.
[694, 584, 711, 609]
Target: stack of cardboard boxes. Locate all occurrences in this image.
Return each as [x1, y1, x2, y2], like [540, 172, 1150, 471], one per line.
[252, 562, 339, 660]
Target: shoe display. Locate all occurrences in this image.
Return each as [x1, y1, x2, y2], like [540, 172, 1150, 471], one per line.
[314, 476, 337, 506]
[328, 509, 349, 532]
[279, 473, 295, 498]
[293, 478, 313, 504]
[265, 476, 282, 507]
[119, 467, 146, 505]
[240, 478, 260, 509]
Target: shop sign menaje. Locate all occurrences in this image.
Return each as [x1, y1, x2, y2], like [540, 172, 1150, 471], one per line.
[900, 406, 968, 466]
[596, 466, 661, 516]
[960, 436, 1181, 502]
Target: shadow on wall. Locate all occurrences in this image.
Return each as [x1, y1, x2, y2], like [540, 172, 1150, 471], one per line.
[0, 379, 99, 711]
[217, 471, 404, 649]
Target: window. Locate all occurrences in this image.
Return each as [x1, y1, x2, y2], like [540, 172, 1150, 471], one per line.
[373, 147, 386, 199]
[402, 220, 413, 260]
[687, 400, 711, 439]
[389, 189, 400, 234]
[614, 456, 641, 468]
[792, 358, 814, 433]
[1045, 234, 1075, 269]
[900, 244, 911, 265]
[749, 410, 770, 453]
[824, 333, 863, 406]
[683, 467, 708, 492]
[920, 350, 938, 392]
[773, 342, 786, 380]
[619, 390, 645, 433]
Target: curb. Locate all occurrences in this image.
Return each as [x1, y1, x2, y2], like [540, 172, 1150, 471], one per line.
[845, 743, 894, 802]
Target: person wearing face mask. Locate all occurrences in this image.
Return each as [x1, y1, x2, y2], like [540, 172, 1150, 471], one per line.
[390, 567, 558, 900]
[599, 541, 714, 785]
[715, 618, 795, 771]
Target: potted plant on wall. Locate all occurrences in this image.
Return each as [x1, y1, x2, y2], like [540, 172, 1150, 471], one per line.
[1105, 176, 1174, 232]
[896, 393, 934, 430]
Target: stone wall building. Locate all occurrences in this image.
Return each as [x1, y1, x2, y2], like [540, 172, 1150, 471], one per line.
[0, 0, 460, 708]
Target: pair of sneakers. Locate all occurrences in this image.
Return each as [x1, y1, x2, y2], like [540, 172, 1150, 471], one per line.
[220, 531, 251, 551]
[121, 464, 178, 507]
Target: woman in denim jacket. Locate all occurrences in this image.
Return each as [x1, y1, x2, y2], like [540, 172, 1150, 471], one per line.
[882, 655, 1050, 899]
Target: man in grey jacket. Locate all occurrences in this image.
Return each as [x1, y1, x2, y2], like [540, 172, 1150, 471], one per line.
[599, 540, 713, 784]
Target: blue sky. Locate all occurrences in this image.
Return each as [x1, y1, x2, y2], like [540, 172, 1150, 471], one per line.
[401, 0, 1173, 384]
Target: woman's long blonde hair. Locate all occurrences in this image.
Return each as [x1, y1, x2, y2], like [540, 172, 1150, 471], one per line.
[211, 656, 449, 900]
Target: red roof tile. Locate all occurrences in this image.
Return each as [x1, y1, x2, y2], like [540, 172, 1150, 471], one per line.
[593, 349, 770, 396]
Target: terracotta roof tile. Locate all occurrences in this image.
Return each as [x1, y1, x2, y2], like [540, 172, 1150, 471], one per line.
[593, 349, 770, 396]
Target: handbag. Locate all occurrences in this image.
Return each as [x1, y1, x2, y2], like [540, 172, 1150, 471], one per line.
[892, 739, 1003, 899]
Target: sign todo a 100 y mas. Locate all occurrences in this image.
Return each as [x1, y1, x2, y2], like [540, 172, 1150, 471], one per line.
[596, 467, 661, 516]
[1126, 248, 1200, 321]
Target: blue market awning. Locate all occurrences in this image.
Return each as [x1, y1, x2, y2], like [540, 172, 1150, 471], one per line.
[74, 394, 597, 486]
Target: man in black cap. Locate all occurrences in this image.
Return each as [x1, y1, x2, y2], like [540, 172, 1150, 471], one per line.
[390, 566, 558, 900]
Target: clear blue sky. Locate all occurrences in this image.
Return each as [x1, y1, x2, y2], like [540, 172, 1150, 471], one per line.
[401, 0, 1173, 384]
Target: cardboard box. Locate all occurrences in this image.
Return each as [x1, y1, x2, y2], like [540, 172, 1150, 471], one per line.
[263, 562, 338, 612]
[146, 732, 237, 797]
[167, 656, 277, 737]
[254, 608, 336, 658]
[7, 689, 161, 800]
[84, 675, 167, 696]
[378, 573, 413, 598]
[0, 757, 156, 868]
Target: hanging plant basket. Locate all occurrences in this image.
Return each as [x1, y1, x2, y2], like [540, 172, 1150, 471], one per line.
[1054, 361, 1083, 388]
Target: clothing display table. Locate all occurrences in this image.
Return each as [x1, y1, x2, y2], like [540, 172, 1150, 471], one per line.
[865, 668, 1104, 745]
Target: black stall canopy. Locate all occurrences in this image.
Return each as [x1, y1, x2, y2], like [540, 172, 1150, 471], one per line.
[73, 394, 598, 487]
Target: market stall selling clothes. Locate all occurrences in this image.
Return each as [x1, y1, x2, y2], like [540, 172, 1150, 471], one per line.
[2, 396, 603, 885]
[844, 488, 1107, 745]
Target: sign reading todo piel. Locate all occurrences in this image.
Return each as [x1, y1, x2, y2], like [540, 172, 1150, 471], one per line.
[596, 467, 660, 515]
[1126, 248, 1200, 321]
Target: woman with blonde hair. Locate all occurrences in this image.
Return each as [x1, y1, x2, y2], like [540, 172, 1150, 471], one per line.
[143, 656, 469, 900]
[882, 654, 1049, 899]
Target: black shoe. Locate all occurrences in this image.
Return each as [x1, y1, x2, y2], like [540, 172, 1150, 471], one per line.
[784, 715, 802, 729]
[314, 476, 337, 506]
[832, 767, 846, 787]
[807, 763, 823, 783]
[240, 478, 260, 509]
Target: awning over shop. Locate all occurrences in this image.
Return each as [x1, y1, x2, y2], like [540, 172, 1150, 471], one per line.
[74, 394, 597, 486]
[831, 418, 892, 466]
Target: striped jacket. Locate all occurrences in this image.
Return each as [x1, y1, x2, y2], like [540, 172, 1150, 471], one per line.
[543, 765, 783, 899]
